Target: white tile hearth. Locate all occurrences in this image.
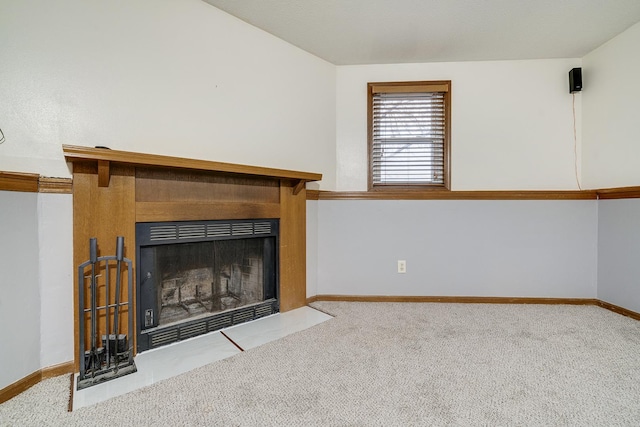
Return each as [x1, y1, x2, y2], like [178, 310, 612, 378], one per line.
[222, 304, 334, 350]
[72, 305, 332, 410]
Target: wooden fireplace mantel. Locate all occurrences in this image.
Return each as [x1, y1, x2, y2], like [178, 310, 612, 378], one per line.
[62, 145, 322, 193]
[64, 145, 321, 369]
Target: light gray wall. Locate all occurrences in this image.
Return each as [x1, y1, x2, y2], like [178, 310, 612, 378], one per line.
[597, 199, 640, 312]
[316, 200, 598, 298]
[0, 191, 41, 389]
[306, 200, 319, 298]
[38, 194, 74, 368]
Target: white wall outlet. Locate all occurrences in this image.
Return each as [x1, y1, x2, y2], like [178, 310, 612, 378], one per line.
[397, 260, 406, 274]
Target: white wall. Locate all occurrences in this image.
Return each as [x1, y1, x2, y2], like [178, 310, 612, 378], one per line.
[317, 200, 598, 298]
[336, 59, 582, 191]
[597, 199, 640, 313]
[0, 0, 336, 189]
[0, 0, 337, 386]
[0, 191, 41, 389]
[582, 21, 640, 189]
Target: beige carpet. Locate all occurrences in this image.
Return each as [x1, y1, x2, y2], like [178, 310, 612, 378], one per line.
[3, 302, 640, 426]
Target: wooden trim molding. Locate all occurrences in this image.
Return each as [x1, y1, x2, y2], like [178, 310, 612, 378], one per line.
[0, 361, 74, 404]
[311, 190, 598, 200]
[38, 177, 73, 194]
[311, 295, 600, 305]
[0, 371, 40, 405]
[596, 186, 640, 199]
[306, 190, 320, 200]
[63, 145, 322, 183]
[597, 300, 640, 321]
[308, 295, 640, 322]
[0, 171, 40, 192]
[0, 173, 71, 194]
[41, 361, 75, 379]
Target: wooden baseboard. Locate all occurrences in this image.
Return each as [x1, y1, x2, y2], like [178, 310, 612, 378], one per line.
[309, 295, 640, 322]
[0, 370, 41, 405]
[41, 361, 75, 380]
[597, 300, 640, 321]
[0, 361, 74, 404]
[311, 294, 600, 305]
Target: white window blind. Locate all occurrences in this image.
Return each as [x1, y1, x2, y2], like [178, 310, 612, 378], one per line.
[371, 90, 446, 186]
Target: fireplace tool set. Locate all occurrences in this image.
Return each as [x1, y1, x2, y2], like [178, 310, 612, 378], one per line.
[77, 236, 136, 390]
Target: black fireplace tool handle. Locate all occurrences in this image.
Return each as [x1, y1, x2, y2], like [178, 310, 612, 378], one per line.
[113, 236, 124, 370]
[89, 238, 98, 376]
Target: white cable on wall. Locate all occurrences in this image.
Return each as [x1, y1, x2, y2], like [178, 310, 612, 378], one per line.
[572, 93, 582, 190]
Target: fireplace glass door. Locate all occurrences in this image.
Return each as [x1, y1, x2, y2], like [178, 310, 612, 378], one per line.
[136, 219, 278, 352]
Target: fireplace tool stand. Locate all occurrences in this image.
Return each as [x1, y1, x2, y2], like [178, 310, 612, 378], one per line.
[77, 236, 136, 390]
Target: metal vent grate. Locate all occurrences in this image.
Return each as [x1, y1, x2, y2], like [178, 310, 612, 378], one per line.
[254, 222, 272, 235]
[149, 225, 177, 241]
[178, 224, 206, 239]
[208, 315, 232, 331]
[151, 329, 178, 347]
[141, 299, 278, 351]
[255, 304, 273, 317]
[139, 219, 277, 247]
[180, 321, 207, 339]
[233, 307, 254, 323]
[207, 223, 232, 238]
[232, 223, 254, 236]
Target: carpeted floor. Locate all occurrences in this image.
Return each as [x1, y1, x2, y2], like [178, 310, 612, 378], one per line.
[3, 302, 640, 426]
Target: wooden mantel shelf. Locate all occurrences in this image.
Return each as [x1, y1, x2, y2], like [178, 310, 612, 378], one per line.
[63, 145, 322, 190]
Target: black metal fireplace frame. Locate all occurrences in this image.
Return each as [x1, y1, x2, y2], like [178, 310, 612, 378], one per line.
[135, 219, 279, 352]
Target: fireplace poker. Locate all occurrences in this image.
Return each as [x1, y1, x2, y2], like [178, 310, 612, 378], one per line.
[104, 256, 110, 369]
[112, 236, 124, 370]
[89, 238, 99, 376]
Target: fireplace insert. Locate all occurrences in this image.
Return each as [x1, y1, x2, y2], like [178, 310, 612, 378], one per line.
[136, 219, 278, 352]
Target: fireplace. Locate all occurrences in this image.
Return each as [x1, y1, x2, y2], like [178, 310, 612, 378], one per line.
[65, 145, 318, 371]
[136, 219, 278, 352]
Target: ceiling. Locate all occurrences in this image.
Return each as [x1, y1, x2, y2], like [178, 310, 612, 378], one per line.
[202, 0, 640, 65]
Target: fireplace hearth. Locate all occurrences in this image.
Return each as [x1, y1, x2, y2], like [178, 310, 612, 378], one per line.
[136, 219, 278, 352]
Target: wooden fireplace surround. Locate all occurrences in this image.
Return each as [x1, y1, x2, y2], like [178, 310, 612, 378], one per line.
[63, 145, 322, 369]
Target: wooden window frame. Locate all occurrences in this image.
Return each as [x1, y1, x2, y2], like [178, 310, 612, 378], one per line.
[367, 80, 451, 191]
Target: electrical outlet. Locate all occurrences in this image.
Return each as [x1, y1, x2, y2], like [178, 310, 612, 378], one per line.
[397, 260, 406, 274]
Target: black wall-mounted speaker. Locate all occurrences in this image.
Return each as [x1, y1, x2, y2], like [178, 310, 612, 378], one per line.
[569, 68, 582, 93]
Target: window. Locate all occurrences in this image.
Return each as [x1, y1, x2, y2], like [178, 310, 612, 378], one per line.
[368, 81, 451, 190]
